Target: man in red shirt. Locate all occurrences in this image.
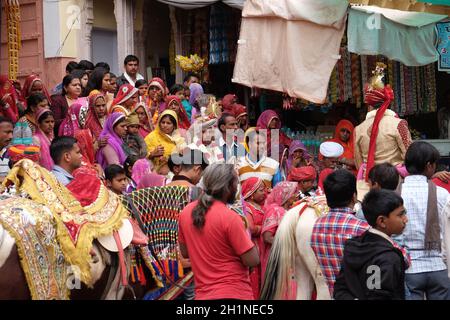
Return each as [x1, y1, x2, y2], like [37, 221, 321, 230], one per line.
[178, 163, 259, 300]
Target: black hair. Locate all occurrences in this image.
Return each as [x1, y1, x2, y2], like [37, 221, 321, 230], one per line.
[368, 163, 399, 190]
[50, 136, 78, 164]
[70, 68, 88, 78]
[113, 116, 127, 129]
[135, 79, 147, 88]
[61, 74, 80, 96]
[362, 189, 404, 227]
[192, 164, 236, 228]
[124, 55, 139, 65]
[95, 62, 110, 73]
[37, 110, 54, 124]
[105, 164, 126, 181]
[168, 152, 181, 173]
[405, 141, 440, 175]
[123, 155, 138, 179]
[218, 112, 235, 133]
[26, 92, 47, 114]
[0, 116, 13, 126]
[160, 114, 177, 128]
[323, 169, 356, 208]
[109, 72, 117, 79]
[66, 61, 79, 73]
[183, 72, 200, 83]
[173, 148, 209, 171]
[78, 59, 94, 71]
[85, 67, 109, 94]
[170, 84, 185, 95]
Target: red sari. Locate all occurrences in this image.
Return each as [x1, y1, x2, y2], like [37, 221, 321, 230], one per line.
[329, 119, 356, 175]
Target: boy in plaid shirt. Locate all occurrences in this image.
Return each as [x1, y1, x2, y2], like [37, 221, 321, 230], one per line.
[310, 170, 370, 296]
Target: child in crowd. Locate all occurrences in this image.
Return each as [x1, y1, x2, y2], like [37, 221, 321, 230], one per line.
[170, 84, 192, 120]
[334, 189, 408, 300]
[105, 164, 128, 195]
[123, 155, 138, 193]
[355, 163, 400, 220]
[123, 112, 147, 158]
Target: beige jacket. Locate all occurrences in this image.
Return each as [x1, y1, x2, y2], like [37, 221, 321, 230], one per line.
[354, 109, 412, 170]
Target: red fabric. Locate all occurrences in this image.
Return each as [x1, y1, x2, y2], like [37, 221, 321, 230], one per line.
[85, 93, 105, 140]
[222, 94, 237, 113]
[288, 165, 317, 182]
[0, 75, 19, 122]
[178, 200, 255, 300]
[432, 178, 450, 193]
[233, 104, 247, 119]
[75, 129, 95, 165]
[241, 177, 264, 200]
[111, 84, 137, 109]
[66, 166, 102, 207]
[329, 119, 354, 161]
[364, 85, 394, 181]
[244, 201, 265, 299]
[21, 74, 51, 102]
[165, 95, 190, 130]
[318, 168, 334, 191]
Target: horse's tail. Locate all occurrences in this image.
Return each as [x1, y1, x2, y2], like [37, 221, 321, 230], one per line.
[260, 205, 301, 300]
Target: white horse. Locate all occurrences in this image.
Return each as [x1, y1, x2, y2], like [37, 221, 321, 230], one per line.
[260, 196, 332, 300]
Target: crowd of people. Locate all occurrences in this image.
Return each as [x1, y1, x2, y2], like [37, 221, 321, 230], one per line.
[1, 56, 450, 300]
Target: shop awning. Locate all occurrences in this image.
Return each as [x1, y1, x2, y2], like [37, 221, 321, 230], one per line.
[232, 0, 349, 104]
[348, 5, 448, 66]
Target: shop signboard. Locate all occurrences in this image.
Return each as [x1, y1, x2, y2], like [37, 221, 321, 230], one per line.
[437, 20, 450, 72]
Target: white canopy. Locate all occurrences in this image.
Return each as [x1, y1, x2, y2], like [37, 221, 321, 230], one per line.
[156, 0, 245, 10]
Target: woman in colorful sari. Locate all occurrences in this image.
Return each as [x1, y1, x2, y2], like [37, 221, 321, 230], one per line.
[260, 181, 298, 287]
[110, 84, 139, 115]
[188, 83, 204, 122]
[17, 92, 50, 134]
[51, 74, 82, 134]
[144, 109, 186, 175]
[58, 103, 96, 165]
[85, 92, 107, 141]
[165, 95, 190, 130]
[146, 77, 167, 124]
[132, 102, 153, 138]
[96, 112, 128, 169]
[0, 75, 19, 122]
[329, 119, 356, 174]
[21, 74, 51, 103]
[242, 177, 267, 299]
[33, 108, 55, 170]
[256, 109, 292, 160]
[281, 140, 315, 180]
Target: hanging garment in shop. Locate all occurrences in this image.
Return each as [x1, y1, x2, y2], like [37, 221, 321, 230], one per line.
[232, 0, 348, 104]
[347, 5, 448, 67]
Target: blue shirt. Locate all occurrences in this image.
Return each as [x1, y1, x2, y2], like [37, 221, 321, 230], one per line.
[51, 165, 74, 186]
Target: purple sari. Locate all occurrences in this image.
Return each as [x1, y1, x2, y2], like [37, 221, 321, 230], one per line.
[96, 112, 127, 168]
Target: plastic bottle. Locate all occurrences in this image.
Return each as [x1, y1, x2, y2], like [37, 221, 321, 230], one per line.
[22, 122, 33, 145]
[12, 122, 23, 145]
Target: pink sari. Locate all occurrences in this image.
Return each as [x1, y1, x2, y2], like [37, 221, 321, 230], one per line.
[34, 108, 54, 171]
[260, 181, 297, 297]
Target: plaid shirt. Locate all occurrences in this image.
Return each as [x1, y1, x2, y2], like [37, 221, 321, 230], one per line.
[310, 207, 370, 296]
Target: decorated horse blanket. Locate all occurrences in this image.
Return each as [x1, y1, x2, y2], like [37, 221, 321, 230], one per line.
[122, 186, 197, 299]
[2, 160, 128, 286]
[0, 195, 70, 299]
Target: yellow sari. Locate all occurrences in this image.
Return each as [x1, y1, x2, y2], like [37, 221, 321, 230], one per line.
[144, 109, 186, 165]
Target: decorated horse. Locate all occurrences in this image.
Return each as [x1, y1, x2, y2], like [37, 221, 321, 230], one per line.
[260, 195, 332, 300]
[0, 160, 136, 300]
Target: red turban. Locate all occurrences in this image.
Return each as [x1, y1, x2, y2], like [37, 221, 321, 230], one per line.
[364, 84, 394, 181]
[288, 166, 317, 182]
[241, 177, 264, 200]
[234, 104, 247, 119]
[112, 84, 138, 108]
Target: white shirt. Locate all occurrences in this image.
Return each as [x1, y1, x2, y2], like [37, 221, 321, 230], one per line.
[395, 175, 450, 274]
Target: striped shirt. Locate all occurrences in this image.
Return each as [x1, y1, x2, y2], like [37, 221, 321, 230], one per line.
[0, 147, 10, 179]
[310, 207, 370, 296]
[395, 175, 450, 274]
[237, 155, 280, 188]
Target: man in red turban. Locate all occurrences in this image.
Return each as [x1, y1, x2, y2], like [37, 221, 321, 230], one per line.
[354, 63, 412, 201]
[287, 165, 317, 198]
